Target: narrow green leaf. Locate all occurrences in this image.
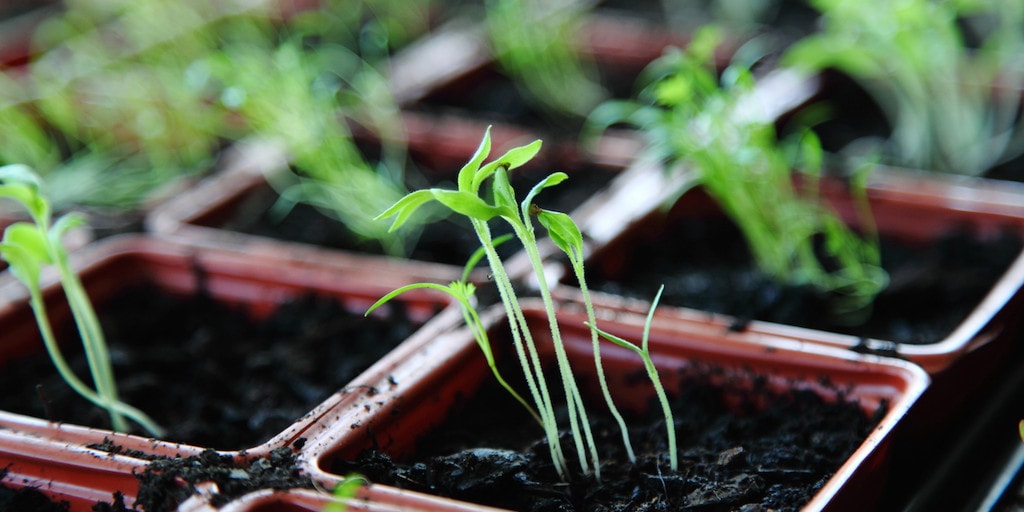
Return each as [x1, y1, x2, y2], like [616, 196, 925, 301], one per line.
[365, 282, 462, 317]
[492, 166, 518, 214]
[458, 127, 493, 192]
[49, 213, 86, 249]
[0, 165, 49, 224]
[0, 164, 42, 188]
[473, 139, 542, 190]
[494, 139, 543, 171]
[537, 210, 583, 258]
[0, 222, 50, 290]
[374, 189, 437, 232]
[587, 322, 642, 355]
[521, 172, 568, 221]
[462, 233, 514, 283]
[431, 189, 504, 221]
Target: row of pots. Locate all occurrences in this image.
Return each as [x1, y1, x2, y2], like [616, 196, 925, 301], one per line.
[3, 4, 1024, 511]
[5, 115, 1024, 510]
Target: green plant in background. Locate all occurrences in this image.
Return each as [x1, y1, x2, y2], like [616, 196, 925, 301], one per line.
[0, 0, 264, 211]
[0, 164, 163, 436]
[372, 129, 677, 479]
[782, 0, 1024, 177]
[208, 34, 416, 256]
[485, 0, 606, 118]
[0, 0, 433, 255]
[587, 27, 888, 320]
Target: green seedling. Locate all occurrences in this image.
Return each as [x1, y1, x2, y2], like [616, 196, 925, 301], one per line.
[372, 128, 665, 479]
[321, 473, 369, 512]
[782, 0, 1024, 176]
[485, 0, 606, 118]
[0, 165, 164, 436]
[587, 26, 888, 320]
[209, 36, 415, 256]
[0, 0, 261, 210]
[587, 284, 676, 471]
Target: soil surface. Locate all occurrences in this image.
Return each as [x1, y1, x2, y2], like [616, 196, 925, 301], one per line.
[336, 364, 881, 511]
[582, 215, 1023, 345]
[129, 447, 311, 512]
[0, 283, 425, 449]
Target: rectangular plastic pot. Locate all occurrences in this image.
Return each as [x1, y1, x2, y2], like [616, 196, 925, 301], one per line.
[0, 234, 463, 511]
[563, 163, 1024, 375]
[296, 297, 928, 511]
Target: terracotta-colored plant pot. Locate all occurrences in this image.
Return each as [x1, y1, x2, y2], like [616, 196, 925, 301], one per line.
[387, 11, 740, 172]
[0, 234, 464, 510]
[297, 296, 928, 511]
[179, 485, 510, 512]
[0, 421, 148, 511]
[563, 162, 1024, 375]
[547, 161, 1024, 508]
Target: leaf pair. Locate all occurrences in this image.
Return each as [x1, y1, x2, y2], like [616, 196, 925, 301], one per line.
[377, 127, 544, 233]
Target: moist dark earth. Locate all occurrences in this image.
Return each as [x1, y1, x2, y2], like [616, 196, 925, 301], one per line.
[335, 365, 882, 512]
[582, 215, 1023, 345]
[0, 284, 425, 449]
[0, 283, 429, 510]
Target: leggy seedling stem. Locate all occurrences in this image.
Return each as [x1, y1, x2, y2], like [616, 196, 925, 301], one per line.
[0, 165, 164, 436]
[375, 128, 625, 479]
[588, 284, 676, 471]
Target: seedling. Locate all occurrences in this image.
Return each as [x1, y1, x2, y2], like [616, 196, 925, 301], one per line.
[0, 165, 164, 436]
[587, 284, 676, 471]
[208, 36, 415, 256]
[783, 0, 1024, 176]
[587, 27, 888, 319]
[485, 0, 606, 118]
[321, 473, 369, 512]
[371, 129, 678, 479]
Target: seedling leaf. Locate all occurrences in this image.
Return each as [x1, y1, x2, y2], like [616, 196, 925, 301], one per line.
[375, 189, 436, 232]
[492, 166, 518, 214]
[473, 139, 542, 190]
[459, 126, 493, 192]
[431, 189, 504, 221]
[537, 210, 583, 258]
[521, 171, 567, 222]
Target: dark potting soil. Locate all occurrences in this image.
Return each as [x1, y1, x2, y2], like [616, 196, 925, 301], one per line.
[336, 365, 880, 511]
[583, 215, 1023, 344]
[0, 283, 424, 450]
[130, 447, 310, 512]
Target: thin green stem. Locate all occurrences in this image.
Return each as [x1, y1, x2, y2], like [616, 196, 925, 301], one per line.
[471, 217, 569, 478]
[28, 286, 165, 437]
[568, 248, 636, 463]
[512, 220, 600, 479]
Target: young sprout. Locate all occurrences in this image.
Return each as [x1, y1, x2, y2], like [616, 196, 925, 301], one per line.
[0, 165, 164, 436]
[782, 0, 1024, 176]
[321, 473, 369, 512]
[587, 285, 676, 471]
[373, 128, 662, 480]
[587, 26, 888, 320]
